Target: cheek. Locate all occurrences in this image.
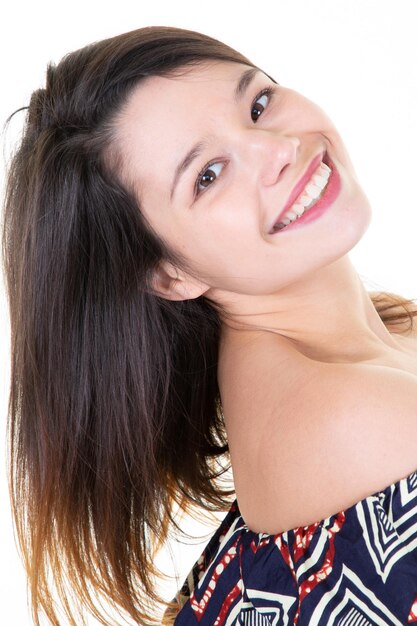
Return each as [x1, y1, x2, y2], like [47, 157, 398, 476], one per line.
[289, 95, 344, 147]
[180, 214, 255, 277]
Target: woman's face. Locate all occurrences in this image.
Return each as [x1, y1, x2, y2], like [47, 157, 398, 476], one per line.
[115, 61, 371, 303]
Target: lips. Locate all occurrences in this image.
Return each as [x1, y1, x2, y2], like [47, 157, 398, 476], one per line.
[270, 150, 326, 233]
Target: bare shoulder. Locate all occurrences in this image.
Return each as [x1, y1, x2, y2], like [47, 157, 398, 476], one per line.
[221, 331, 417, 535]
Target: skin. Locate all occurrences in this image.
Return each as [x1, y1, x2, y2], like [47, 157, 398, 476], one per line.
[114, 60, 408, 363]
[115, 61, 417, 532]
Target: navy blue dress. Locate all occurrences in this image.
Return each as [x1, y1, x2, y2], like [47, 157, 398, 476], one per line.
[171, 469, 417, 625]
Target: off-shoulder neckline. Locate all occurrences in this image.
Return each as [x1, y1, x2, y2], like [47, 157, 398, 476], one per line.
[236, 466, 417, 537]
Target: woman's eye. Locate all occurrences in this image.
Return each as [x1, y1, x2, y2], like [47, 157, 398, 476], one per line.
[251, 89, 272, 123]
[195, 161, 225, 196]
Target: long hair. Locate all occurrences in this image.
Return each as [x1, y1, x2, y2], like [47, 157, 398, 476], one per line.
[2, 25, 417, 626]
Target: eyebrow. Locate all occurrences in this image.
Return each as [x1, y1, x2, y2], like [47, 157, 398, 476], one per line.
[169, 67, 261, 201]
[234, 67, 260, 102]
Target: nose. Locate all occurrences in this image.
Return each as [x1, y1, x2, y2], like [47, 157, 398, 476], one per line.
[245, 130, 301, 187]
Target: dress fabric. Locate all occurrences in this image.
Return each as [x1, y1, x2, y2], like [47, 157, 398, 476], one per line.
[172, 469, 417, 626]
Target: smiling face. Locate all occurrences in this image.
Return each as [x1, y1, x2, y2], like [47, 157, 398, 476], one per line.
[114, 61, 372, 312]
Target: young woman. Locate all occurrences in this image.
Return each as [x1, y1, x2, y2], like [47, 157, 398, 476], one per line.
[3, 25, 417, 626]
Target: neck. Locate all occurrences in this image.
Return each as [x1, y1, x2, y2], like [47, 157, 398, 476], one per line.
[218, 255, 403, 363]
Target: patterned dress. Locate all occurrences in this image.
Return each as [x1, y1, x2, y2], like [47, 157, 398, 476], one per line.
[171, 469, 417, 625]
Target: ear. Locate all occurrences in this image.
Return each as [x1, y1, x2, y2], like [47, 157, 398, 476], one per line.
[150, 260, 209, 301]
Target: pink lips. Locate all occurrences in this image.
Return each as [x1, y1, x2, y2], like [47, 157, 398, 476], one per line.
[270, 152, 341, 234]
[270, 150, 325, 232]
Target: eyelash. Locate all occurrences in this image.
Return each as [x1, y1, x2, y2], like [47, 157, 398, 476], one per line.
[193, 85, 276, 198]
[251, 86, 276, 121]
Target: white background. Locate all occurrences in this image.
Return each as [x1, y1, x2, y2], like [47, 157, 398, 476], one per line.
[1, 0, 416, 623]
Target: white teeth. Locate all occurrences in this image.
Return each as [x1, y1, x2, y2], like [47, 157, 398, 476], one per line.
[312, 173, 328, 186]
[305, 183, 322, 199]
[299, 193, 312, 206]
[292, 204, 305, 217]
[272, 158, 333, 231]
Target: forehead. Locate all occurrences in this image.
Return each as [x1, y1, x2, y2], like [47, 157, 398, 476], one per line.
[121, 60, 251, 131]
[114, 61, 253, 196]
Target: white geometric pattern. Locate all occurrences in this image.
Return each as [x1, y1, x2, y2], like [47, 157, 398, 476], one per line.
[336, 606, 374, 626]
[239, 605, 272, 625]
[308, 565, 404, 626]
[358, 477, 417, 582]
[225, 590, 297, 626]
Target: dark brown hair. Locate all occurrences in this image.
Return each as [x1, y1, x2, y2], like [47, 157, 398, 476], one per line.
[2, 25, 417, 626]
